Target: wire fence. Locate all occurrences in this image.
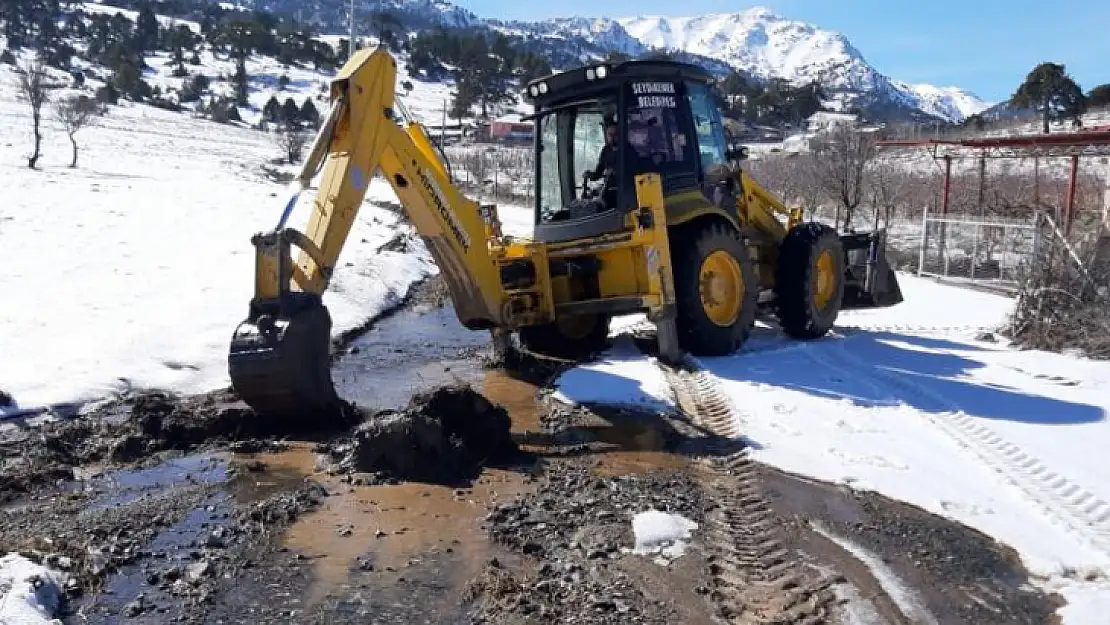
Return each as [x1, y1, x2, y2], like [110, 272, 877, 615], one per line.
[917, 212, 1041, 288]
[442, 144, 536, 207]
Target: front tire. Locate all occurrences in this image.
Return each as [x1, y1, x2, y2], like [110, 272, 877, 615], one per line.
[775, 222, 845, 339]
[671, 221, 759, 356]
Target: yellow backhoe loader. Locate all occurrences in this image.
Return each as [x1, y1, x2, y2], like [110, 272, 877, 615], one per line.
[227, 46, 902, 419]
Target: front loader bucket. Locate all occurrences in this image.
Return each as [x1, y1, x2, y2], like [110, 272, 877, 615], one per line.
[228, 293, 349, 424]
[839, 229, 903, 310]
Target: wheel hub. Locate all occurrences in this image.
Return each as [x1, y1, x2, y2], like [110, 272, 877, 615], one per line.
[813, 249, 836, 309]
[698, 250, 744, 327]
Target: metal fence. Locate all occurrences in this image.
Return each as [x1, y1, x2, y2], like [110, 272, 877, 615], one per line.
[917, 212, 1042, 288]
[442, 145, 536, 207]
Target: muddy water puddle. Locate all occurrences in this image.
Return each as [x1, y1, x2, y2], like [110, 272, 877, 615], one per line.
[228, 367, 546, 608]
[591, 417, 689, 475]
[75, 453, 229, 509]
[548, 408, 692, 476]
[483, 369, 542, 434]
[85, 298, 691, 613]
[333, 302, 491, 411]
[238, 442, 533, 607]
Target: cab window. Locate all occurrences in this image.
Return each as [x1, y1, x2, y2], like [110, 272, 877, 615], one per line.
[685, 81, 728, 174]
[624, 80, 693, 172]
[535, 103, 616, 219]
[537, 113, 563, 215]
[571, 110, 607, 183]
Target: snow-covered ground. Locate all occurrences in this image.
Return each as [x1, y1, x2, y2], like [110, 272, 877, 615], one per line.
[0, 64, 436, 414]
[553, 273, 1110, 624]
[0, 554, 67, 625]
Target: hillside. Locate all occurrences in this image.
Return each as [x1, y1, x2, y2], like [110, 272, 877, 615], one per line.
[206, 1, 991, 123]
[0, 55, 437, 410]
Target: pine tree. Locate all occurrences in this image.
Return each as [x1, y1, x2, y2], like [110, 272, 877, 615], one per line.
[215, 17, 267, 106]
[1010, 62, 1085, 134]
[1086, 84, 1110, 108]
[263, 95, 282, 122]
[300, 98, 320, 128]
[450, 75, 481, 121]
[166, 24, 198, 77]
[135, 4, 160, 52]
[281, 97, 300, 126]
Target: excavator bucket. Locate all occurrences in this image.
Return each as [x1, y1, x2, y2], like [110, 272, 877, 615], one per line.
[228, 292, 345, 422]
[839, 228, 903, 309]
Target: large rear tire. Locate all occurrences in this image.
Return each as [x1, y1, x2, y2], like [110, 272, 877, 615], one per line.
[775, 222, 845, 339]
[518, 314, 611, 360]
[671, 221, 759, 356]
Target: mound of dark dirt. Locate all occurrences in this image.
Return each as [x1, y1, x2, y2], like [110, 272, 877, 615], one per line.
[323, 384, 518, 485]
[0, 388, 12, 406]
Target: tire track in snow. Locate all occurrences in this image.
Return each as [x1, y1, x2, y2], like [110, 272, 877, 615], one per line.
[662, 364, 839, 624]
[810, 521, 941, 625]
[835, 322, 997, 336]
[808, 334, 1110, 560]
[616, 318, 996, 362]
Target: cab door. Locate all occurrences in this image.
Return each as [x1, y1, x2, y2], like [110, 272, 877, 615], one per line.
[684, 81, 730, 182]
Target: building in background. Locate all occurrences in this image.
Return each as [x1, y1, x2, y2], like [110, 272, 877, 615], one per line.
[490, 113, 533, 144]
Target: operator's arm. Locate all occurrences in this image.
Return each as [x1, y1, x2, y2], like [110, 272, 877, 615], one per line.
[587, 145, 610, 180]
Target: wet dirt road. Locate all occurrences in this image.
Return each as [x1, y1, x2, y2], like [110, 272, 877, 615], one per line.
[0, 284, 1066, 624]
[331, 295, 492, 411]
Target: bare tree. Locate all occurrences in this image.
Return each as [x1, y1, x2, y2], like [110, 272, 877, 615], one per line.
[867, 161, 918, 227]
[17, 54, 51, 169]
[53, 95, 107, 168]
[811, 124, 877, 230]
[742, 152, 825, 218]
[275, 123, 308, 164]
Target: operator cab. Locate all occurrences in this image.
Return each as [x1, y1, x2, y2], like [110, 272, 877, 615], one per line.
[523, 59, 741, 243]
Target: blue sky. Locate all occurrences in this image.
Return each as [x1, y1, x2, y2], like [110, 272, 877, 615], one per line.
[456, 0, 1107, 103]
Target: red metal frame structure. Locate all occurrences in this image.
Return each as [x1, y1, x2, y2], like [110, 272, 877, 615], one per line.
[876, 130, 1110, 235]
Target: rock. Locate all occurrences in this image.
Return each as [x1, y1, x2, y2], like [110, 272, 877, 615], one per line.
[205, 530, 225, 548]
[124, 595, 146, 617]
[185, 560, 210, 582]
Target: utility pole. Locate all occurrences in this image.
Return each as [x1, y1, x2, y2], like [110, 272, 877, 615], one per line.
[349, 0, 356, 60]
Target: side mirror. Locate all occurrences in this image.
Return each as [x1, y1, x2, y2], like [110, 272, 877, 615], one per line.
[725, 144, 748, 161]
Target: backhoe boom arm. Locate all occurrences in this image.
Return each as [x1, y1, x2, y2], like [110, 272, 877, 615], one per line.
[254, 47, 506, 328]
[229, 47, 508, 418]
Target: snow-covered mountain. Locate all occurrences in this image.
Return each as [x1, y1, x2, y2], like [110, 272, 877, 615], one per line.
[207, 1, 993, 123]
[493, 7, 991, 122]
[606, 9, 991, 122]
[893, 82, 991, 123]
